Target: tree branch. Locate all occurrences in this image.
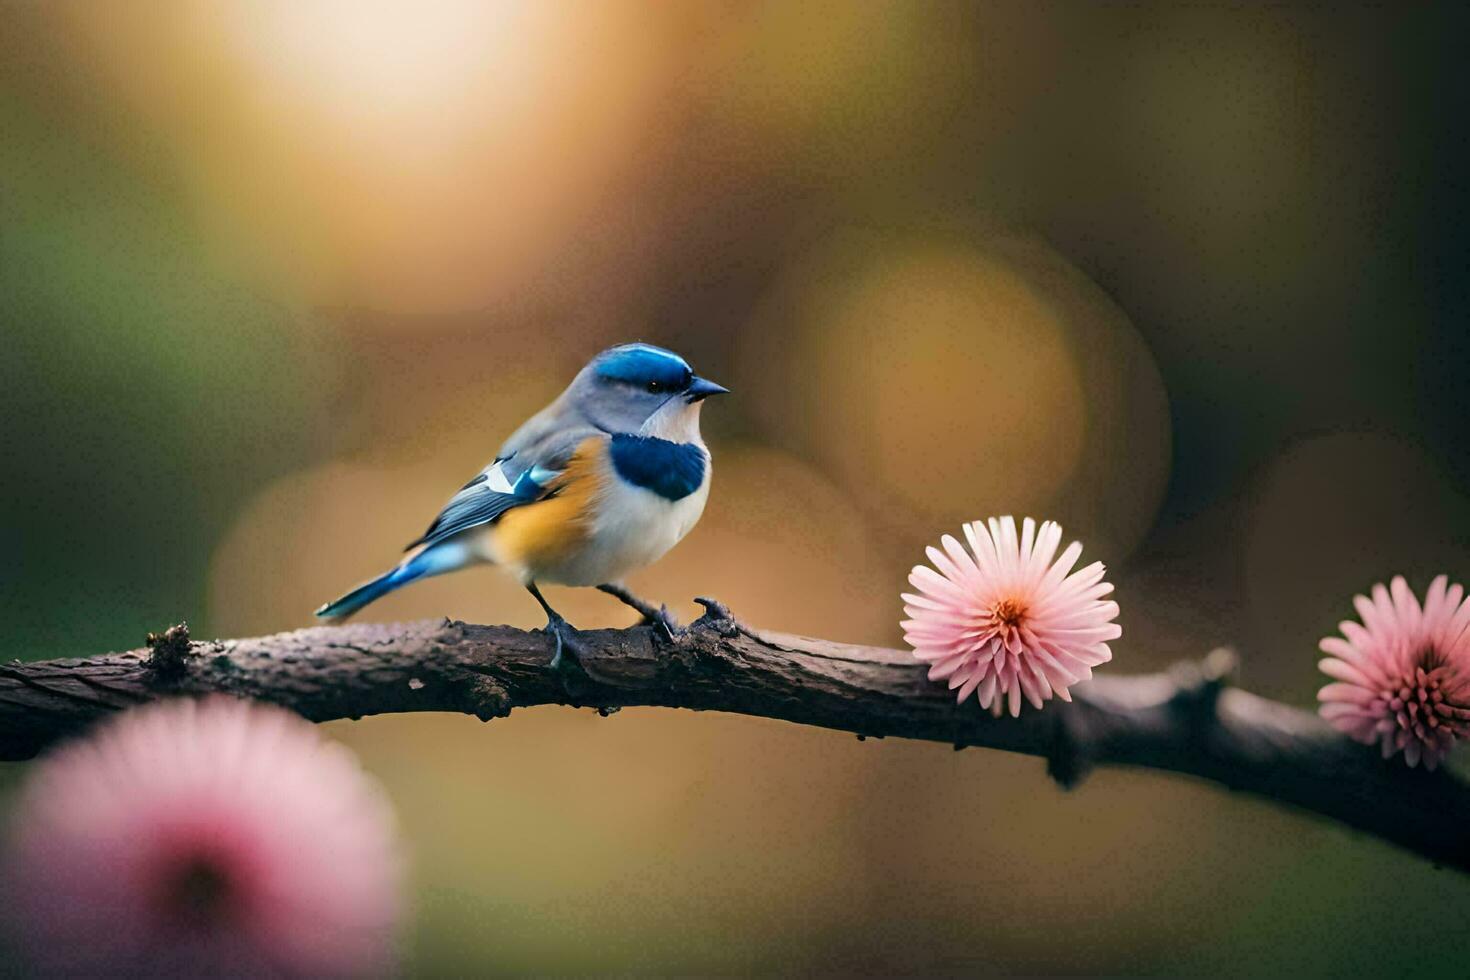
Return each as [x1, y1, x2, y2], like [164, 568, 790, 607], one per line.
[2, 601, 1467, 873]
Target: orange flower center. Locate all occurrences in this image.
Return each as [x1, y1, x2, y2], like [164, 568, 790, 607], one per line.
[993, 598, 1026, 629]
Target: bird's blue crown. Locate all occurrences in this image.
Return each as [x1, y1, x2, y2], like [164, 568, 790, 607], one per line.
[593, 344, 693, 391]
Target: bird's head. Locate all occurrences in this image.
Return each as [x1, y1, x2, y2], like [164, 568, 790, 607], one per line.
[570, 343, 729, 439]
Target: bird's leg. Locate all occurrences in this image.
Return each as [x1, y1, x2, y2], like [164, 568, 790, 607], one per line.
[597, 583, 678, 640]
[526, 583, 597, 697]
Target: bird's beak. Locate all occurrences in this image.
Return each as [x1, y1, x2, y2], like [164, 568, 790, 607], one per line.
[685, 376, 730, 402]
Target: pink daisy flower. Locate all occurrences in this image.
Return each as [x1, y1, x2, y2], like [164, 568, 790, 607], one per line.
[902, 516, 1120, 716]
[2, 698, 402, 977]
[1318, 575, 1470, 770]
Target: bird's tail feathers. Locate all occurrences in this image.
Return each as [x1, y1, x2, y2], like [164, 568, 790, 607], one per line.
[314, 541, 476, 622]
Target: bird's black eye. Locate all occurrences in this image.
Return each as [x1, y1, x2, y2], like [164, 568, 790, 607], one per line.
[646, 380, 663, 393]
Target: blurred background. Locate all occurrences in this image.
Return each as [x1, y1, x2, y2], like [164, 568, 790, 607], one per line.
[2, 1, 1468, 974]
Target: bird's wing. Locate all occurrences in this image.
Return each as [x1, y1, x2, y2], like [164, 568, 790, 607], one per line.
[405, 426, 603, 551]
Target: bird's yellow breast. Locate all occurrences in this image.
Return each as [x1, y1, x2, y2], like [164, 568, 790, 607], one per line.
[491, 436, 609, 576]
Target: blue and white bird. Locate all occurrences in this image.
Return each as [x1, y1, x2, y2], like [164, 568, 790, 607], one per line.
[315, 343, 728, 668]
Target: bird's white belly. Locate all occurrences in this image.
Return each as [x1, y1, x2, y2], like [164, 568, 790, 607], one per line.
[539, 474, 710, 587]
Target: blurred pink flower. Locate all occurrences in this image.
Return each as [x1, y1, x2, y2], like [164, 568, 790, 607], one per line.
[2, 698, 402, 977]
[1318, 575, 1470, 769]
[902, 516, 1120, 716]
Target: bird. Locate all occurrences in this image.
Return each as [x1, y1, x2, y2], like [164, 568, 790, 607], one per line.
[314, 343, 728, 674]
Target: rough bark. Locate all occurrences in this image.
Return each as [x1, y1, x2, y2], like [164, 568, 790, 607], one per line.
[2, 602, 1467, 873]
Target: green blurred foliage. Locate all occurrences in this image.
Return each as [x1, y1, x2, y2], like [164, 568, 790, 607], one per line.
[0, 32, 331, 657]
[2, 1, 1469, 976]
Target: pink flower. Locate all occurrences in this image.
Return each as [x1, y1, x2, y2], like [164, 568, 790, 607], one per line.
[2, 698, 402, 977]
[902, 516, 1120, 716]
[1318, 575, 1470, 769]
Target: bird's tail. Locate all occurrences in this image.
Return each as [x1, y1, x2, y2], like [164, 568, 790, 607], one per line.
[314, 541, 475, 622]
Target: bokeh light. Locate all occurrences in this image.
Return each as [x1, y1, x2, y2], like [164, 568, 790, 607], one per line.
[735, 231, 1170, 562]
[49, 0, 673, 313]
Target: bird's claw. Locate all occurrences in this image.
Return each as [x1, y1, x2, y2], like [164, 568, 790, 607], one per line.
[543, 614, 622, 710]
[644, 605, 679, 642]
[543, 615, 592, 694]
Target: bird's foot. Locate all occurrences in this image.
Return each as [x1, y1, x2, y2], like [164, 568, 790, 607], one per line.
[643, 604, 680, 643]
[542, 613, 625, 712]
[597, 583, 680, 642]
[543, 613, 595, 698]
